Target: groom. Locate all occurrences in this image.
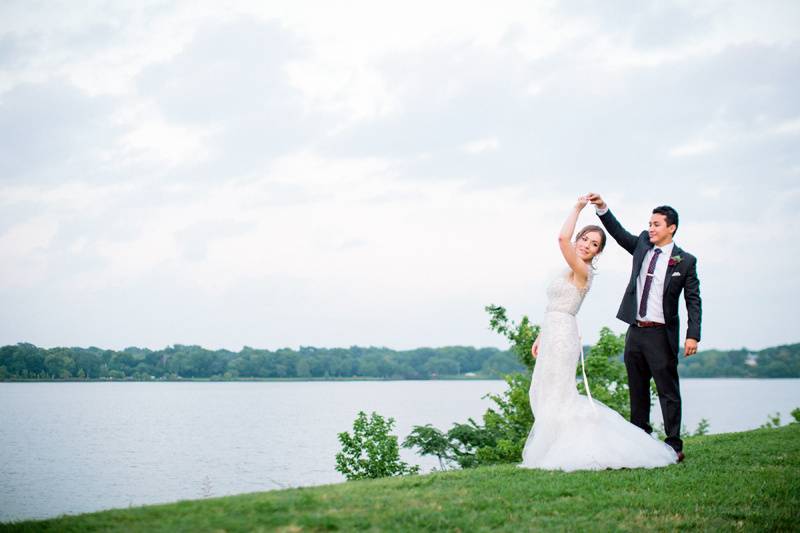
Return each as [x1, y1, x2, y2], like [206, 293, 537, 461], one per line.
[588, 193, 702, 462]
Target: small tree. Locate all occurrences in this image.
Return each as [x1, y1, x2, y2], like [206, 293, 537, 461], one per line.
[402, 424, 452, 470]
[485, 305, 539, 371]
[336, 411, 419, 480]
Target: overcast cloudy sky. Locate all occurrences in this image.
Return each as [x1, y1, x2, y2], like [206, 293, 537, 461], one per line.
[1, 1, 798, 352]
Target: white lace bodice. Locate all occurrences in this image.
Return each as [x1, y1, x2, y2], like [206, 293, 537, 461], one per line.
[545, 269, 592, 315]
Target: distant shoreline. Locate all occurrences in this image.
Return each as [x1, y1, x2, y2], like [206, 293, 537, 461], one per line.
[0, 375, 502, 383]
[3, 342, 798, 380]
[3, 375, 800, 383]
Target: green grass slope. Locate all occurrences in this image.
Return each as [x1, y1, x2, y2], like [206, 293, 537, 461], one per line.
[3, 425, 799, 532]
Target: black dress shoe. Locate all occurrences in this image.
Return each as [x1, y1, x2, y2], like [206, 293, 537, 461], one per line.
[676, 452, 685, 463]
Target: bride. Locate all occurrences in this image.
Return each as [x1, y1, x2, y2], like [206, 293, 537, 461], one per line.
[519, 195, 677, 471]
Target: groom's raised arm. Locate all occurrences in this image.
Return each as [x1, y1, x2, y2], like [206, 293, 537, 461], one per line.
[588, 193, 638, 254]
[585, 195, 638, 255]
[597, 209, 638, 254]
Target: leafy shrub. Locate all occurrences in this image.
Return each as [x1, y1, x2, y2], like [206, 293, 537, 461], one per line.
[401, 424, 452, 470]
[758, 408, 800, 429]
[655, 418, 711, 439]
[693, 418, 711, 436]
[760, 412, 781, 429]
[336, 411, 419, 480]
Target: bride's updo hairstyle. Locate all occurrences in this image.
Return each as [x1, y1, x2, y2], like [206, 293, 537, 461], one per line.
[575, 225, 607, 253]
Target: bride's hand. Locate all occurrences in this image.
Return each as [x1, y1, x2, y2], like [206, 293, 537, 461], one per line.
[531, 336, 540, 359]
[587, 192, 606, 210]
[575, 195, 589, 209]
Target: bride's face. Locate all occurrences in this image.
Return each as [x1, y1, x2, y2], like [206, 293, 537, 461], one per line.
[575, 231, 602, 261]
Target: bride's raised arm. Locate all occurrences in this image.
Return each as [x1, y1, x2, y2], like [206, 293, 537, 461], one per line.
[558, 196, 590, 286]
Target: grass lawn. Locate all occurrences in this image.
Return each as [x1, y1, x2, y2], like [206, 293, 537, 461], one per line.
[3, 424, 798, 532]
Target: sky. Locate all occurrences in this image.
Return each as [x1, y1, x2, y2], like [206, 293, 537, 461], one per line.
[1, 0, 798, 352]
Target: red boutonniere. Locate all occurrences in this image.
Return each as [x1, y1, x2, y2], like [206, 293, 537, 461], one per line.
[668, 255, 683, 267]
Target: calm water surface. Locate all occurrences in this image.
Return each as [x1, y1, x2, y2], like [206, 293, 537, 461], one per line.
[1, 379, 798, 522]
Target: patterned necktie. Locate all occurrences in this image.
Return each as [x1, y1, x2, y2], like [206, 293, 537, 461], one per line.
[638, 248, 662, 318]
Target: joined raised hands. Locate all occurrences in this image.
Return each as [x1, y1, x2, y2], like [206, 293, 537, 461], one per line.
[587, 192, 606, 210]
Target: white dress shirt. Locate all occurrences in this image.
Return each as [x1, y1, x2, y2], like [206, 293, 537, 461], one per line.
[636, 242, 674, 323]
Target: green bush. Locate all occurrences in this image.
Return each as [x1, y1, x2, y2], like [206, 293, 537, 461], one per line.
[401, 424, 451, 470]
[335, 411, 419, 480]
[760, 412, 782, 429]
[757, 408, 800, 429]
[655, 418, 711, 439]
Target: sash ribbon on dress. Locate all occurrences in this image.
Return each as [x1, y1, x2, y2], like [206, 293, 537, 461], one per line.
[578, 335, 597, 414]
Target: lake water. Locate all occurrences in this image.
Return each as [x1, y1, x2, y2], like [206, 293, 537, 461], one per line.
[1, 379, 799, 522]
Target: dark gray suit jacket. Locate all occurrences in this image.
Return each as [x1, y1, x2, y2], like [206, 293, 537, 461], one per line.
[599, 210, 702, 356]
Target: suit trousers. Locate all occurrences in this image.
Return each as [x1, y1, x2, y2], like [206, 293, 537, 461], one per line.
[624, 325, 683, 452]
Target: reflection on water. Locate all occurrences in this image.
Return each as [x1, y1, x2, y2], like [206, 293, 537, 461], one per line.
[1, 379, 798, 522]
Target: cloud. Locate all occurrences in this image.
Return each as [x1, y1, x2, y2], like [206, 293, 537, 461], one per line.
[0, 30, 41, 69]
[138, 19, 302, 124]
[175, 218, 254, 262]
[558, 0, 714, 49]
[771, 118, 800, 136]
[135, 17, 326, 178]
[461, 137, 500, 154]
[669, 140, 718, 157]
[0, 216, 58, 288]
[0, 79, 121, 182]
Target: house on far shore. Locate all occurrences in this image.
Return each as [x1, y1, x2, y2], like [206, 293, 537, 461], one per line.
[745, 353, 758, 367]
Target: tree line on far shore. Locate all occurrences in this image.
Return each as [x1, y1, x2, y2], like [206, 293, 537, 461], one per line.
[678, 344, 799, 378]
[0, 343, 524, 381]
[0, 341, 797, 381]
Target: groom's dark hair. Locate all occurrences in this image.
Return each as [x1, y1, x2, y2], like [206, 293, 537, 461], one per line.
[653, 205, 679, 235]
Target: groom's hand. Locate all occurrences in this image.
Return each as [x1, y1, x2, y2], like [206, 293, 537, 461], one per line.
[587, 192, 607, 211]
[684, 338, 698, 357]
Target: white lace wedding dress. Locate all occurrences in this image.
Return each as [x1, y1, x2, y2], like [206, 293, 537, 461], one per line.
[519, 269, 678, 471]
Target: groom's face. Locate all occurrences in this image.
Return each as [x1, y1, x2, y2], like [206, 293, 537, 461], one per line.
[648, 214, 675, 246]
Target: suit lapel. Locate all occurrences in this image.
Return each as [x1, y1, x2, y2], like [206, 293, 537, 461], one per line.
[663, 244, 682, 292]
[633, 243, 652, 278]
